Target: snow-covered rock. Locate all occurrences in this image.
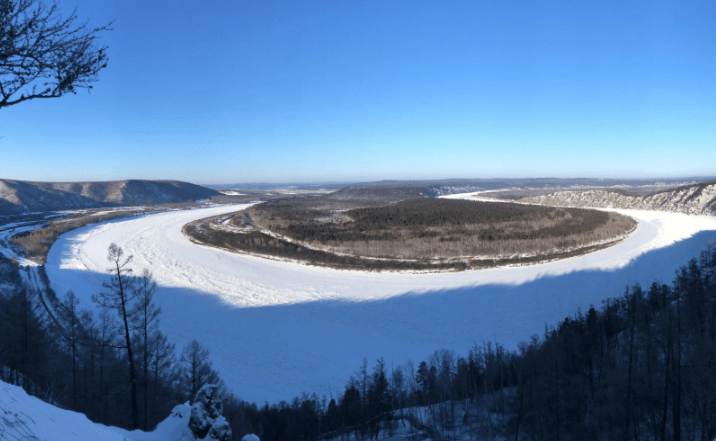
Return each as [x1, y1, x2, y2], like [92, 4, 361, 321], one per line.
[242, 434, 261, 441]
[189, 384, 231, 441]
[0, 380, 194, 441]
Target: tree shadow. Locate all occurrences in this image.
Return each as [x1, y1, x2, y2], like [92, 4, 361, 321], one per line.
[46, 229, 716, 404]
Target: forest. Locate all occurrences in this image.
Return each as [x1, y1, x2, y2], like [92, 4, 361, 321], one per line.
[216, 244, 716, 441]
[2, 237, 716, 440]
[185, 198, 636, 272]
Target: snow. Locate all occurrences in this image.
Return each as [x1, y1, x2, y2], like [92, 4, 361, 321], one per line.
[44, 198, 716, 404]
[219, 191, 246, 196]
[0, 220, 43, 267]
[0, 380, 194, 441]
[189, 384, 229, 440]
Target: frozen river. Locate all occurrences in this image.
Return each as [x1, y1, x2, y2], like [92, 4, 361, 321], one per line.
[45, 196, 716, 403]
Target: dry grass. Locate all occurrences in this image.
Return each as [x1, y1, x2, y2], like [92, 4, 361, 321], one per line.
[9, 211, 148, 264]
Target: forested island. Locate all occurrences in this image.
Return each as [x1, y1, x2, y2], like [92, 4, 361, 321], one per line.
[184, 198, 636, 272]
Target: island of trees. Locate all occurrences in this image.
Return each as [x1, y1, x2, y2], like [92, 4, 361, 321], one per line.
[184, 198, 637, 272]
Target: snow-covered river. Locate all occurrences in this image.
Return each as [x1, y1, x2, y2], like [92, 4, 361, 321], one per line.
[45, 196, 716, 403]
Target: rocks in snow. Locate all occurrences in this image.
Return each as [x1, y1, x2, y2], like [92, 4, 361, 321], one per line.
[242, 434, 261, 441]
[189, 384, 232, 441]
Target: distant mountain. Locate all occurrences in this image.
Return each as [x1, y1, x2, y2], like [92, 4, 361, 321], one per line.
[520, 180, 716, 216]
[0, 179, 221, 215]
[206, 177, 715, 197]
[206, 182, 350, 191]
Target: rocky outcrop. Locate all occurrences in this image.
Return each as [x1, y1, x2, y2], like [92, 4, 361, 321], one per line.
[520, 180, 716, 216]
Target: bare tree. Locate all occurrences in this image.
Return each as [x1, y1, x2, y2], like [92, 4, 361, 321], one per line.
[92, 243, 139, 429]
[131, 268, 161, 431]
[0, 0, 111, 109]
[58, 290, 82, 408]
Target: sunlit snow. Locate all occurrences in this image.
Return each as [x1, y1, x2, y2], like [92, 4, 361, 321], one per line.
[44, 197, 716, 403]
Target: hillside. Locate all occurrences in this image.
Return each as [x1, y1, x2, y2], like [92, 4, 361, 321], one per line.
[519, 179, 716, 215]
[0, 381, 194, 441]
[0, 179, 221, 215]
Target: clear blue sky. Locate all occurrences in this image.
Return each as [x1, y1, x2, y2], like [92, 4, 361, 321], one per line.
[2, 0, 715, 184]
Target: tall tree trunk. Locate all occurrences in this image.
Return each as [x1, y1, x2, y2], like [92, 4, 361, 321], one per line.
[661, 325, 671, 441]
[144, 346, 149, 430]
[674, 295, 681, 441]
[121, 295, 139, 430]
[625, 303, 636, 441]
[514, 384, 524, 441]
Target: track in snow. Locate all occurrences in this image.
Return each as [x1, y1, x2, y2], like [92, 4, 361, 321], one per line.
[45, 200, 716, 403]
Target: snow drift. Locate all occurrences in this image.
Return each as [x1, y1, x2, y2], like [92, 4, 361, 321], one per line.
[0, 380, 194, 441]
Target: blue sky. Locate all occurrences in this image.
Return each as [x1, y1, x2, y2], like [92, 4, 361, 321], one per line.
[2, 0, 715, 184]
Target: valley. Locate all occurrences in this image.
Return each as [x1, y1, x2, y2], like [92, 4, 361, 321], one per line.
[38, 192, 716, 403]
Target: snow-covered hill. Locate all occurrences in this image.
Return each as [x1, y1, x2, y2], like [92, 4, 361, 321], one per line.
[520, 180, 716, 216]
[0, 179, 221, 215]
[0, 381, 194, 441]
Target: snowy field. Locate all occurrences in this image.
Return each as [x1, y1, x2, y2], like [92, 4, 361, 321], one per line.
[0, 381, 194, 441]
[44, 197, 716, 403]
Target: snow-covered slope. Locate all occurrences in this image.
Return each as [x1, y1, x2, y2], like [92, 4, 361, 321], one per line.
[0, 381, 193, 441]
[423, 186, 484, 197]
[44, 199, 716, 403]
[520, 180, 716, 216]
[0, 179, 220, 215]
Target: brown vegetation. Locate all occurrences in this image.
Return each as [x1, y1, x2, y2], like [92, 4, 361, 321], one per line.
[9, 210, 148, 263]
[185, 198, 637, 272]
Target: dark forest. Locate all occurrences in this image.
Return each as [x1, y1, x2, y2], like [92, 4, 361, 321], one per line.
[3, 241, 716, 440]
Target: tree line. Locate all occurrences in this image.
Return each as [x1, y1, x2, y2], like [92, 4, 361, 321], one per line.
[267, 199, 636, 251]
[0, 246, 226, 432]
[10, 211, 147, 263]
[190, 244, 716, 441]
[185, 198, 636, 272]
[3, 242, 716, 440]
[183, 222, 467, 272]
